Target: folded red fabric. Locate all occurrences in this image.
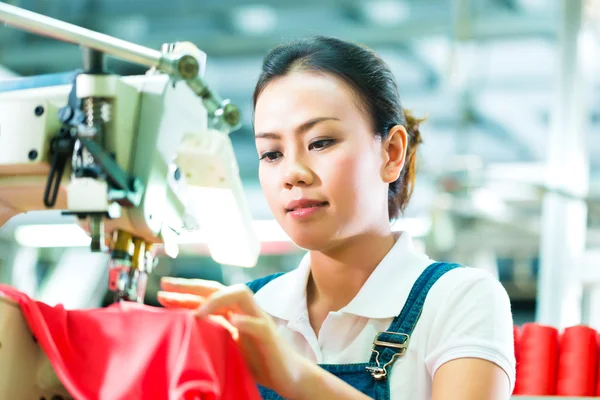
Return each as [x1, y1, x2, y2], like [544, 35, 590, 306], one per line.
[0, 284, 260, 400]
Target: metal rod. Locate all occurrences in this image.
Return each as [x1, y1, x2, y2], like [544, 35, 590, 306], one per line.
[0, 3, 162, 69]
[536, 0, 588, 329]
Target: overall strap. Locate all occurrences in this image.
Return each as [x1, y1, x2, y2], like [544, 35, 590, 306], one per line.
[388, 261, 461, 335]
[366, 262, 462, 380]
[245, 272, 286, 294]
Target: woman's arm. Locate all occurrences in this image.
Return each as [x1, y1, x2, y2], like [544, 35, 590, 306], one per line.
[424, 268, 516, 399]
[159, 278, 370, 400]
[432, 358, 511, 400]
[293, 356, 371, 400]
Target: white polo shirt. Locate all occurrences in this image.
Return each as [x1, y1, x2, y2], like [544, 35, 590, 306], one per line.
[254, 232, 516, 399]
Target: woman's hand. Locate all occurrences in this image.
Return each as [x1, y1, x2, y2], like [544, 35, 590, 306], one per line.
[157, 278, 307, 399]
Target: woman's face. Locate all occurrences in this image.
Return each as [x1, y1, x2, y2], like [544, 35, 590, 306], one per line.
[254, 71, 394, 250]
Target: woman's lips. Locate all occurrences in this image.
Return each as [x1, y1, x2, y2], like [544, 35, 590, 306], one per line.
[286, 201, 329, 219]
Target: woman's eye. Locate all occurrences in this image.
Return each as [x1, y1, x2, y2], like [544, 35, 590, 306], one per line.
[259, 151, 282, 162]
[309, 139, 335, 151]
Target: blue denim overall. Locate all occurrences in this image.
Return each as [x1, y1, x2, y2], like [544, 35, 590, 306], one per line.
[246, 262, 461, 400]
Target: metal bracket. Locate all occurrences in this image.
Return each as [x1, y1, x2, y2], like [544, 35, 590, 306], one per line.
[366, 332, 410, 381]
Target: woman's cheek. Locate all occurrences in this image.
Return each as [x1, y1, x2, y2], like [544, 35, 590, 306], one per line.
[259, 169, 280, 207]
[321, 153, 363, 195]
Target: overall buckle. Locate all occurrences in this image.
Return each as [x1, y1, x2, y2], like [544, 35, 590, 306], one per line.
[366, 331, 410, 380]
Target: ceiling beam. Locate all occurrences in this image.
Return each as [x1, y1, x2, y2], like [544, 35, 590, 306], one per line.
[0, 13, 554, 73]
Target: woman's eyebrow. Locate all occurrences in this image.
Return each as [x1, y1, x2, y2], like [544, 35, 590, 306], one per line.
[255, 117, 340, 139]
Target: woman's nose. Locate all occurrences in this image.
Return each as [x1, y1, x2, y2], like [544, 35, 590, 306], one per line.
[282, 159, 314, 189]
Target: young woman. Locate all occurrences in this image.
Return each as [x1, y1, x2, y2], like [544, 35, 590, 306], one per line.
[158, 36, 516, 399]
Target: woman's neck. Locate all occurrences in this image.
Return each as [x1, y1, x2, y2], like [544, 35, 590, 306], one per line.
[306, 231, 397, 314]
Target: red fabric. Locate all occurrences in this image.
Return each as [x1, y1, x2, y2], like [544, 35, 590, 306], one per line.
[0, 284, 260, 400]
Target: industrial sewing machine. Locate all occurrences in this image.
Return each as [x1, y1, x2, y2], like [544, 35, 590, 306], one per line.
[0, 3, 260, 399]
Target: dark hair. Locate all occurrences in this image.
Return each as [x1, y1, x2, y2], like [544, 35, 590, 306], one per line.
[253, 36, 424, 221]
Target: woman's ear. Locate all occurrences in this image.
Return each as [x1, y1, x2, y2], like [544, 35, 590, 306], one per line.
[381, 125, 407, 184]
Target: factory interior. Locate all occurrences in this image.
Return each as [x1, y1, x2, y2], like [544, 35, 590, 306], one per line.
[1, 0, 600, 398]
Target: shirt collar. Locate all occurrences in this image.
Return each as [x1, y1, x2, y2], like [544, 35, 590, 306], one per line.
[253, 253, 312, 321]
[338, 232, 433, 318]
[254, 232, 434, 321]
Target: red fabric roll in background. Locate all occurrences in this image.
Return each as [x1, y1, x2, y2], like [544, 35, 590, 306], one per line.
[597, 333, 600, 396]
[513, 325, 520, 388]
[556, 325, 598, 396]
[513, 323, 559, 395]
[513, 325, 520, 364]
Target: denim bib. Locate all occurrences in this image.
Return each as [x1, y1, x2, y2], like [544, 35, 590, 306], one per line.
[246, 262, 461, 399]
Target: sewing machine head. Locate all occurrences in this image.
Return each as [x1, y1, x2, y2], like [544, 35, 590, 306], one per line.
[0, 41, 259, 302]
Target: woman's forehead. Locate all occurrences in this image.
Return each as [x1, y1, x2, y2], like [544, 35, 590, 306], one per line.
[254, 71, 365, 131]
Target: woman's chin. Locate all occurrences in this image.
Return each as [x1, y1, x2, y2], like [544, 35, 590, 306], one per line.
[288, 232, 331, 251]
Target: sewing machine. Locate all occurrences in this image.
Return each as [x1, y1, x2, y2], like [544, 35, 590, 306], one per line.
[0, 3, 259, 399]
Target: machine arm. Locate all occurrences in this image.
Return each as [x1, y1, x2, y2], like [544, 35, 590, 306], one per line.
[0, 5, 259, 303]
[0, 2, 240, 132]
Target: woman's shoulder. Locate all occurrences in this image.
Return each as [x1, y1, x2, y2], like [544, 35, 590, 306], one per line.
[425, 263, 511, 313]
[432, 263, 507, 295]
[420, 263, 516, 391]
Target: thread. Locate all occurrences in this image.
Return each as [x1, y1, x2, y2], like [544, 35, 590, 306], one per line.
[513, 323, 559, 395]
[556, 325, 598, 396]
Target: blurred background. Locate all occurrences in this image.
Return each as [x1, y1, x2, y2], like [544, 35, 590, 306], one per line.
[0, 0, 599, 329]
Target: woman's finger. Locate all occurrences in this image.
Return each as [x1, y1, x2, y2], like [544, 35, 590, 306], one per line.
[229, 313, 270, 339]
[207, 315, 239, 340]
[160, 277, 224, 297]
[157, 291, 205, 309]
[196, 284, 261, 318]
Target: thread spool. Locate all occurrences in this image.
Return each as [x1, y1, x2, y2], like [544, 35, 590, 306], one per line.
[556, 325, 598, 396]
[513, 323, 559, 395]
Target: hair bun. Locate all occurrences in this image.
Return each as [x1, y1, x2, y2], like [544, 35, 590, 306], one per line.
[402, 108, 426, 144]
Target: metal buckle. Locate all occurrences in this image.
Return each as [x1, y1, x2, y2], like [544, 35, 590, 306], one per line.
[366, 332, 410, 380]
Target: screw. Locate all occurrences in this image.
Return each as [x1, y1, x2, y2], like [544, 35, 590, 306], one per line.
[34, 105, 44, 116]
[223, 103, 241, 128]
[58, 106, 73, 123]
[177, 55, 199, 79]
[28, 149, 38, 161]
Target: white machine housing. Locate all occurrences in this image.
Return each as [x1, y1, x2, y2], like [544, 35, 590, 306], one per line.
[0, 72, 259, 267]
[0, 70, 260, 400]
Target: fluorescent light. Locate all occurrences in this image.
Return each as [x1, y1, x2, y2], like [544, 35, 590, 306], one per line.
[472, 188, 508, 218]
[176, 219, 290, 244]
[231, 5, 278, 35]
[363, 1, 410, 26]
[14, 218, 430, 250]
[392, 217, 431, 237]
[188, 186, 259, 268]
[15, 224, 91, 248]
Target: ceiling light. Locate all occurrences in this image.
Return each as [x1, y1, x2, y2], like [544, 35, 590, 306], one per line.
[231, 5, 278, 35]
[363, 1, 410, 26]
[14, 217, 430, 251]
[15, 224, 91, 248]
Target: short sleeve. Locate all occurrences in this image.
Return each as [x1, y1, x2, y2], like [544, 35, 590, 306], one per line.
[423, 268, 516, 392]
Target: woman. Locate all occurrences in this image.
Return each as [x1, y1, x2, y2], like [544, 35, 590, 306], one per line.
[158, 36, 516, 399]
